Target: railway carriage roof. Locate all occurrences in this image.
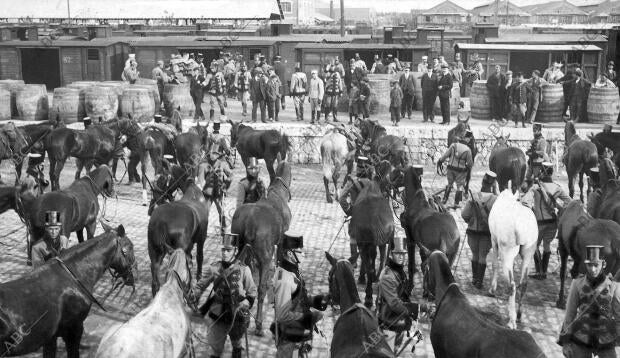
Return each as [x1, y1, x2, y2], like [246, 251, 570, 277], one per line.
[455, 43, 602, 51]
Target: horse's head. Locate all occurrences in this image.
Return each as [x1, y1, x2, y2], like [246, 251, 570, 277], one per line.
[423, 250, 455, 302]
[101, 221, 136, 286]
[228, 119, 242, 148]
[588, 132, 606, 158]
[563, 118, 577, 142]
[166, 248, 196, 308]
[90, 165, 115, 197]
[491, 133, 510, 152]
[273, 154, 292, 201]
[325, 251, 358, 307]
[150, 163, 187, 210]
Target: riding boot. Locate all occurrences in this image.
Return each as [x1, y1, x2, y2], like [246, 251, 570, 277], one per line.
[530, 250, 542, 279]
[471, 260, 478, 286]
[442, 186, 452, 205]
[476, 263, 487, 289]
[209, 109, 215, 121]
[541, 251, 551, 280]
[454, 190, 463, 209]
[348, 243, 359, 268]
[232, 347, 243, 358]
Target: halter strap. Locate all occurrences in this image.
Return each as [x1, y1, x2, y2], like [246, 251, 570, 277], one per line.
[275, 176, 291, 200]
[52, 257, 107, 311]
[434, 282, 459, 315]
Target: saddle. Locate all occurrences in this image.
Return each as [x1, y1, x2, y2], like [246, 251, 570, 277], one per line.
[270, 320, 313, 343]
[144, 123, 177, 142]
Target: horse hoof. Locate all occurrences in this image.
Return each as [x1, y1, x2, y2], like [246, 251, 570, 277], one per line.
[556, 300, 566, 310]
[254, 328, 264, 337]
[517, 311, 522, 322]
[364, 300, 373, 309]
[326, 197, 333, 204]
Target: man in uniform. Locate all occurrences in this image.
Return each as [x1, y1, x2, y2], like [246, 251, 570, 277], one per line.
[210, 119, 233, 168]
[421, 65, 437, 122]
[190, 67, 206, 121]
[377, 237, 432, 349]
[200, 129, 233, 235]
[272, 232, 329, 358]
[399, 64, 415, 120]
[250, 67, 268, 123]
[205, 61, 227, 122]
[324, 65, 343, 122]
[152, 60, 169, 110]
[437, 134, 473, 209]
[522, 162, 571, 280]
[234, 62, 252, 117]
[570, 69, 591, 123]
[558, 245, 620, 358]
[525, 122, 549, 185]
[273, 55, 287, 110]
[236, 157, 266, 208]
[437, 64, 454, 125]
[194, 233, 257, 358]
[32, 211, 70, 268]
[289, 63, 308, 121]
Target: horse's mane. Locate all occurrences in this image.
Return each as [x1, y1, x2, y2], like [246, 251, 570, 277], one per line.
[429, 251, 455, 285]
[334, 260, 361, 303]
[59, 231, 116, 259]
[595, 131, 620, 149]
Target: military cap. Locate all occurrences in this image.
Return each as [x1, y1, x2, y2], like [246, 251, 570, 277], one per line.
[154, 114, 162, 123]
[533, 122, 543, 130]
[163, 154, 175, 160]
[222, 232, 239, 249]
[585, 245, 605, 263]
[83, 117, 92, 127]
[542, 161, 553, 168]
[357, 156, 370, 164]
[197, 53, 204, 57]
[247, 157, 259, 168]
[45, 211, 62, 227]
[282, 231, 303, 250]
[391, 237, 407, 253]
[412, 164, 424, 176]
[213, 119, 221, 131]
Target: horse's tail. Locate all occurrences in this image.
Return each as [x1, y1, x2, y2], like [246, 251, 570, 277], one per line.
[280, 133, 291, 160]
[511, 157, 523, 193]
[320, 141, 335, 179]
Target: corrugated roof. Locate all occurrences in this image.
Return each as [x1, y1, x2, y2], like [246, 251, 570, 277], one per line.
[295, 43, 431, 49]
[472, 1, 531, 16]
[455, 43, 602, 51]
[0, 39, 126, 47]
[91, 34, 371, 46]
[521, 1, 589, 15]
[486, 33, 607, 43]
[421, 0, 471, 15]
[2, 0, 282, 20]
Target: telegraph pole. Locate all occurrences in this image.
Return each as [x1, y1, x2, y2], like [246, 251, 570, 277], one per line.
[330, 0, 334, 20]
[67, 0, 71, 22]
[340, 0, 345, 37]
[494, 0, 499, 24]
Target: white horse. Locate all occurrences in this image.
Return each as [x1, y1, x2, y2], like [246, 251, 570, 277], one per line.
[320, 128, 353, 203]
[96, 248, 193, 358]
[488, 181, 538, 329]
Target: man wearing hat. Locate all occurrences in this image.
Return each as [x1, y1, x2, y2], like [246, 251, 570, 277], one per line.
[421, 65, 438, 122]
[525, 69, 547, 124]
[399, 64, 415, 119]
[205, 62, 227, 122]
[486, 65, 507, 122]
[122, 59, 139, 85]
[289, 63, 308, 121]
[250, 67, 268, 123]
[324, 65, 343, 123]
[569, 68, 591, 123]
[461, 171, 498, 289]
[558, 245, 620, 358]
[417, 56, 429, 73]
[196, 53, 206, 77]
[308, 70, 324, 124]
[437, 64, 454, 125]
[389, 78, 403, 126]
[266, 67, 282, 122]
[224, 55, 237, 98]
[190, 67, 206, 121]
[543, 61, 565, 84]
[353, 53, 367, 71]
[124, 53, 137, 69]
[235, 62, 252, 116]
[522, 161, 570, 280]
[194, 233, 257, 358]
[272, 232, 329, 357]
[359, 77, 371, 120]
[525, 122, 550, 184]
[236, 157, 266, 208]
[437, 133, 473, 209]
[371, 55, 385, 74]
[152, 60, 169, 109]
[83, 116, 92, 128]
[606, 61, 618, 85]
[377, 237, 433, 348]
[32, 211, 70, 268]
[273, 55, 287, 110]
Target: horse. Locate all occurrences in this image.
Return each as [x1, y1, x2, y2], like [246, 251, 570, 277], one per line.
[325, 252, 394, 358]
[173, 132, 204, 180]
[422, 250, 546, 358]
[0, 122, 55, 185]
[347, 178, 392, 307]
[593, 179, 620, 226]
[356, 118, 408, 168]
[231, 155, 291, 336]
[488, 182, 538, 329]
[320, 128, 353, 203]
[0, 177, 39, 216]
[488, 134, 527, 193]
[148, 172, 209, 296]
[589, 130, 620, 171]
[96, 248, 193, 358]
[147, 160, 187, 216]
[556, 200, 620, 309]
[447, 117, 477, 195]
[0, 222, 136, 358]
[562, 119, 598, 202]
[228, 120, 291, 184]
[400, 166, 460, 291]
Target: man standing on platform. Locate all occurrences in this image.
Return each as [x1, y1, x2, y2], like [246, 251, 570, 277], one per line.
[399, 64, 415, 120]
[205, 61, 227, 122]
[289, 64, 307, 121]
[570, 69, 591, 123]
[250, 68, 268, 123]
[234, 62, 251, 117]
[359, 77, 371, 120]
[266, 67, 282, 122]
[152, 60, 169, 111]
[559, 63, 577, 117]
[509, 72, 528, 128]
[390, 79, 403, 127]
[190, 67, 206, 122]
[437, 64, 454, 125]
[273, 55, 287, 110]
[353, 53, 367, 71]
[417, 56, 429, 73]
[421, 65, 437, 122]
[308, 70, 324, 124]
[526, 70, 547, 124]
[487, 65, 506, 122]
[324, 66, 343, 122]
[345, 59, 356, 93]
[503, 71, 513, 122]
[455, 53, 466, 96]
[543, 61, 564, 84]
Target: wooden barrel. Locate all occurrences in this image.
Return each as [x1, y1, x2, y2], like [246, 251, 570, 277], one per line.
[163, 82, 194, 117]
[85, 86, 119, 121]
[121, 87, 155, 122]
[587, 87, 620, 124]
[0, 87, 10, 120]
[368, 74, 392, 115]
[434, 82, 461, 116]
[412, 72, 424, 110]
[49, 87, 80, 124]
[16, 84, 48, 121]
[135, 78, 161, 110]
[133, 85, 159, 116]
[470, 80, 491, 120]
[97, 82, 126, 117]
[0, 79, 26, 117]
[67, 82, 97, 120]
[536, 84, 564, 123]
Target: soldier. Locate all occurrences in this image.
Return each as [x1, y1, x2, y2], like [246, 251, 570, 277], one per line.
[308, 70, 324, 124]
[461, 171, 498, 290]
[272, 232, 329, 358]
[250, 67, 268, 123]
[526, 70, 548, 124]
[389, 79, 403, 127]
[206, 61, 227, 122]
[437, 64, 454, 125]
[359, 77, 371, 120]
[236, 157, 266, 208]
[525, 122, 550, 185]
[32, 211, 70, 268]
[558, 245, 620, 358]
[152, 60, 169, 109]
[190, 67, 206, 121]
[234, 62, 252, 117]
[289, 63, 308, 121]
[210, 120, 233, 167]
[266, 67, 282, 122]
[509, 72, 528, 128]
[522, 162, 571, 280]
[200, 130, 233, 235]
[437, 133, 473, 209]
[487, 65, 507, 122]
[377, 237, 433, 349]
[324, 65, 343, 122]
[570, 69, 591, 123]
[194, 233, 257, 358]
[273, 55, 287, 110]
[421, 65, 437, 122]
[399, 64, 415, 120]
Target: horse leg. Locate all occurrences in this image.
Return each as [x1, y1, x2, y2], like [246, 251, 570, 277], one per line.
[333, 169, 341, 201]
[128, 154, 140, 184]
[42, 337, 58, 358]
[75, 159, 83, 180]
[15, 158, 23, 184]
[141, 156, 148, 206]
[556, 240, 569, 309]
[360, 244, 374, 308]
[76, 228, 85, 243]
[265, 157, 276, 184]
[517, 245, 535, 323]
[405, 226, 416, 290]
[488, 236, 499, 297]
[254, 260, 270, 337]
[578, 171, 585, 203]
[378, 244, 387, 276]
[85, 221, 96, 240]
[195, 233, 205, 281]
[568, 173, 575, 199]
[323, 176, 332, 203]
[504, 246, 519, 329]
[62, 323, 84, 358]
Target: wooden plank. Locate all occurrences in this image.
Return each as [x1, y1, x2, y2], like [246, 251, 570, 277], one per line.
[60, 47, 83, 85]
[0, 48, 21, 80]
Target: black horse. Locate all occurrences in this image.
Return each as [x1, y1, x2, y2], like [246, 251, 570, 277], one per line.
[147, 159, 187, 216]
[488, 134, 527, 193]
[563, 119, 598, 201]
[356, 118, 408, 168]
[593, 178, 620, 226]
[325, 252, 394, 358]
[148, 171, 210, 296]
[0, 122, 55, 186]
[556, 200, 620, 309]
[422, 250, 546, 358]
[447, 119, 477, 195]
[173, 132, 204, 180]
[0, 222, 135, 358]
[590, 129, 620, 171]
[231, 155, 291, 336]
[0, 178, 38, 216]
[228, 120, 291, 184]
[400, 166, 460, 291]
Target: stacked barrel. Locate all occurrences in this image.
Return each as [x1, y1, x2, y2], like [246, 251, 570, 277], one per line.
[535, 84, 564, 123]
[0, 80, 26, 120]
[17, 84, 49, 121]
[587, 87, 620, 124]
[163, 82, 194, 118]
[470, 80, 491, 120]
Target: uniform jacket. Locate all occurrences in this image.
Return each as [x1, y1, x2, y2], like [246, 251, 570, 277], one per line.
[290, 72, 308, 95]
[190, 74, 205, 98]
[399, 72, 415, 94]
[195, 261, 257, 321]
[440, 142, 473, 171]
[509, 80, 527, 104]
[236, 176, 266, 208]
[200, 158, 232, 198]
[250, 75, 268, 101]
[461, 192, 497, 234]
[437, 73, 453, 99]
[522, 180, 571, 222]
[152, 66, 169, 86]
[325, 73, 343, 95]
[234, 70, 252, 92]
[32, 235, 70, 268]
[206, 72, 226, 95]
[308, 77, 325, 100]
[527, 135, 549, 163]
[378, 259, 420, 324]
[421, 72, 437, 93]
[266, 74, 282, 101]
[390, 84, 403, 109]
[359, 82, 371, 103]
[560, 274, 620, 349]
[273, 263, 320, 326]
[486, 72, 506, 97]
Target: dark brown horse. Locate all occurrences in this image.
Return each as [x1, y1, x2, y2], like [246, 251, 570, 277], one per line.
[590, 130, 620, 171]
[325, 253, 394, 358]
[228, 120, 291, 184]
[400, 166, 460, 292]
[0, 122, 55, 185]
[556, 200, 620, 309]
[0, 178, 38, 216]
[422, 250, 546, 358]
[231, 155, 291, 336]
[488, 134, 527, 193]
[148, 172, 210, 296]
[562, 119, 598, 202]
[0, 222, 135, 358]
[173, 132, 204, 180]
[447, 118, 477, 195]
[147, 159, 187, 216]
[593, 179, 620, 225]
[356, 118, 408, 168]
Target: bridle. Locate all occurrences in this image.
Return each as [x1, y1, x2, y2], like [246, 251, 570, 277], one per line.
[171, 268, 199, 313]
[107, 235, 135, 283]
[83, 171, 114, 198]
[274, 176, 291, 201]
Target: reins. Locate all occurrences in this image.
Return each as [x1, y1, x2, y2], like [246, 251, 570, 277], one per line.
[52, 257, 107, 311]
